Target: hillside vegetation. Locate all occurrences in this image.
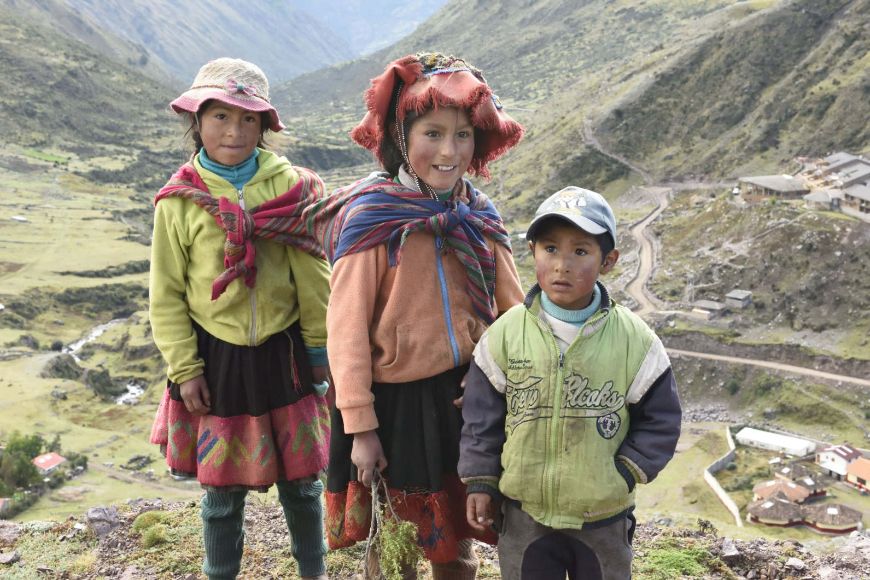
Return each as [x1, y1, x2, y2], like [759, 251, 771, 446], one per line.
[273, 0, 760, 179]
[2, 497, 868, 579]
[649, 193, 870, 360]
[596, 0, 870, 180]
[0, 2, 178, 188]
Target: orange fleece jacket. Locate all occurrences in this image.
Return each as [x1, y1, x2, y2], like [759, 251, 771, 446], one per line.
[327, 231, 523, 433]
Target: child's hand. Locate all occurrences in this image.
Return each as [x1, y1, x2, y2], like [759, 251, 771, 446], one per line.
[466, 492, 494, 531]
[351, 430, 388, 487]
[311, 365, 335, 407]
[312, 365, 329, 384]
[180, 375, 211, 416]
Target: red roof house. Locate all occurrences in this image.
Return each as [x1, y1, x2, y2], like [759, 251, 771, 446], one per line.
[846, 457, 870, 491]
[32, 452, 67, 475]
[753, 479, 810, 504]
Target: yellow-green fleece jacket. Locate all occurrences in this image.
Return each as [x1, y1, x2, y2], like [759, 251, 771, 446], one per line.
[149, 149, 331, 384]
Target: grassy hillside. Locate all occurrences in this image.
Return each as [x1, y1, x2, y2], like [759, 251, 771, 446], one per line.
[271, 0, 759, 175]
[596, 0, 870, 179]
[0, 0, 171, 84]
[647, 192, 870, 360]
[0, 2, 180, 189]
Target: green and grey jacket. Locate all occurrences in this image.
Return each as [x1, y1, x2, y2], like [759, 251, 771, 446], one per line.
[458, 283, 681, 530]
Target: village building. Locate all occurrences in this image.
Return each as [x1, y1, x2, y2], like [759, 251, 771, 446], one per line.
[845, 456, 870, 492]
[817, 152, 870, 176]
[816, 444, 862, 480]
[753, 479, 811, 504]
[842, 183, 870, 221]
[735, 427, 816, 457]
[774, 463, 826, 498]
[747, 496, 803, 527]
[32, 452, 66, 475]
[724, 289, 752, 309]
[802, 503, 863, 535]
[803, 189, 842, 211]
[833, 164, 870, 188]
[738, 175, 809, 202]
[691, 299, 727, 320]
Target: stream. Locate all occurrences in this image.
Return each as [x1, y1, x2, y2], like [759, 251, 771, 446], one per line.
[63, 318, 145, 405]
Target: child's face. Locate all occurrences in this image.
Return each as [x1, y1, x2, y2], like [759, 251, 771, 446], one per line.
[531, 221, 618, 310]
[406, 106, 474, 191]
[198, 101, 262, 166]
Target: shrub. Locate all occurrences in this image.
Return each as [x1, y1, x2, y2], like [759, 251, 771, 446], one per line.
[132, 510, 169, 533]
[142, 524, 169, 548]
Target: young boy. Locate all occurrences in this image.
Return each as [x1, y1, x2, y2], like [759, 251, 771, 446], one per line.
[458, 186, 682, 580]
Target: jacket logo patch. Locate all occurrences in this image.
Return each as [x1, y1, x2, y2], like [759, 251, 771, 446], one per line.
[505, 376, 546, 432]
[507, 357, 534, 370]
[561, 373, 625, 418]
[597, 413, 621, 439]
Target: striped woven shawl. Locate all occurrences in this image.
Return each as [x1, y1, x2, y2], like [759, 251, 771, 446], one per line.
[305, 172, 511, 323]
[154, 163, 326, 300]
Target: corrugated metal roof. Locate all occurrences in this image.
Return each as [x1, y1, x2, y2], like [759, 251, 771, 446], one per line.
[739, 175, 808, 192]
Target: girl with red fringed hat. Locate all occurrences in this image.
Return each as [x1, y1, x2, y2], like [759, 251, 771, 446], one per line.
[311, 52, 525, 578]
[148, 58, 332, 580]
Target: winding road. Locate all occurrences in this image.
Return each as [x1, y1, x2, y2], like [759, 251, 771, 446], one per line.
[582, 122, 869, 387]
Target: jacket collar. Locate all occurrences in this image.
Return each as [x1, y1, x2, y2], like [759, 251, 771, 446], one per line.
[524, 281, 612, 317]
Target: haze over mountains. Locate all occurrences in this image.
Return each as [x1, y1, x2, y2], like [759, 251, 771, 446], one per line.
[1, 0, 449, 86]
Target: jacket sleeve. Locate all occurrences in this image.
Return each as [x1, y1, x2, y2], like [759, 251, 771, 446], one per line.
[493, 242, 524, 315]
[326, 248, 384, 433]
[287, 247, 331, 363]
[459, 337, 507, 498]
[616, 366, 682, 489]
[149, 199, 203, 384]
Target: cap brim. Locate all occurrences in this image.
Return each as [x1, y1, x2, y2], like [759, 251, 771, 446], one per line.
[526, 213, 607, 240]
[171, 90, 285, 132]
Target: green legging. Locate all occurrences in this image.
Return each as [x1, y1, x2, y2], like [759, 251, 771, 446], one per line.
[201, 480, 327, 579]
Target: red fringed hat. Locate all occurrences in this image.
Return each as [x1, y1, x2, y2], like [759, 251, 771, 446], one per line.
[350, 53, 524, 179]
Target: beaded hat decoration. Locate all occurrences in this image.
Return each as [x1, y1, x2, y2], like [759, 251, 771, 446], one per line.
[170, 57, 285, 132]
[350, 52, 524, 179]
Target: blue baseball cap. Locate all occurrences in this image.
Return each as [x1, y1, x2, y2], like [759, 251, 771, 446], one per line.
[526, 186, 617, 245]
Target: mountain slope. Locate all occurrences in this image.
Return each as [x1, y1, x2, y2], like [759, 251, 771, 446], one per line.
[0, 4, 173, 152]
[276, 0, 752, 116]
[62, 0, 354, 84]
[0, 0, 175, 82]
[595, 0, 870, 180]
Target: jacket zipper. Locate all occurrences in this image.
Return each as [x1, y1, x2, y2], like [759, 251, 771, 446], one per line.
[435, 236, 461, 367]
[238, 188, 257, 346]
[531, 313, 565, 524]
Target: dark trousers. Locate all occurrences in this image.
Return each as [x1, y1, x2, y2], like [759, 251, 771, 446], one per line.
[498, 501, 634, 580]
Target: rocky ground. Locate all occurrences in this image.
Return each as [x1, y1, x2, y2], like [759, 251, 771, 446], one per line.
[2, 498, 869, 579]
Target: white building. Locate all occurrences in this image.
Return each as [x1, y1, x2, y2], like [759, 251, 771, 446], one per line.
[816, 444, 862, 480]
[735, 427, 816, 457]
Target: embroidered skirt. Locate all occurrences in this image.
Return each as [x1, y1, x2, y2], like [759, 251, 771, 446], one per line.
[149, 321, 330, 491]
[325, 365, 496, 563]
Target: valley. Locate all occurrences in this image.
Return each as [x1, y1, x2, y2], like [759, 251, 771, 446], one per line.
[0, 0, 868, 576]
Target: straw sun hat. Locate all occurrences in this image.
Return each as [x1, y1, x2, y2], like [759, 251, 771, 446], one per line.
[170, 57, 285, 132]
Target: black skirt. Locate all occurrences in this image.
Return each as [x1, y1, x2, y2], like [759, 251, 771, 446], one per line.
[325, 365, 497, 563]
